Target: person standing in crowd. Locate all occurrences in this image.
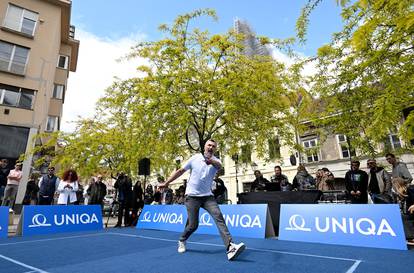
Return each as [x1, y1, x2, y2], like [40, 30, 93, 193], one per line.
[158, 176, 174, 205]
[292, 164, 315, 191]
[0, 158, 10, 204]
[159, 139, 245, 261]
[38, 167, 60, 205]
[250, 170, 269, 192]
[131, 180, 144, 226]
[392, 177, 414, 245]
[345, 161, 369, 204]
[88, 174, 107, 208]
[1, 162, 23, 209]
[386, 153, 413, 185]
[23, 173, 39, 205]
[316, 168, 335, 191]
[270, 166, 291, 191]
[114, 172, 133, 227]
[83, 177, 95, 205]
[144, 184, 154, 204]
[57, 169, 79, 205]
[174, 186, 185, 204]
[367, 159, 392, 203]
[212, 172, 227, 204]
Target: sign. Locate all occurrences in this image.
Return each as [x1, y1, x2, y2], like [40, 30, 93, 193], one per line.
[279, 204, 407, 250]
[0, 207, 8, 238]
[137, 204, 274, 238]
[18, 205, 103, 236]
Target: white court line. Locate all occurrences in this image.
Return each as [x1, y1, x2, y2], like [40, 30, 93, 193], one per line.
[107, 232, 362, 272]
[0, 254, 49, 273]
[0, 233, 106, 246]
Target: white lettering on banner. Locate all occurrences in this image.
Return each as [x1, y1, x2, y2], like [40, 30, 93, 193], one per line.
[223, 214, 262, 228]
[290, 215, 397, 237]
[54, 213, 99, 226]
[152, 213, 183, 224]
[141, 212, 151, 222]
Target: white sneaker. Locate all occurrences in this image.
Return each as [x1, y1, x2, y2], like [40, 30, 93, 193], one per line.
[178, 240, 186, 253]
[227, 242, 245, 261]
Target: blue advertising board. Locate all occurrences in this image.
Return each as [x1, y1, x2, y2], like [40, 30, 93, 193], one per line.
[137, 204, 272, 238]
[0, 206, 8, 238]
[20, 205, 103, 236]
[279, 204, 407, 250]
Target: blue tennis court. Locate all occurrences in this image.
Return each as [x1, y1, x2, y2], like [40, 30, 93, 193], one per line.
[0, 228, 413, 273]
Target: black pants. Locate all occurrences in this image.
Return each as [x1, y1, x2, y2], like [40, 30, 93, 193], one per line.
[117, 200, 130, 226]
[38, 196, 54, 205]
[402, 214, 414, 240]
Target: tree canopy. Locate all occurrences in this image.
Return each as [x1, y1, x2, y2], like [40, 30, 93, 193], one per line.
[30, 9, 298, 178]
[297, 0, 414, 156]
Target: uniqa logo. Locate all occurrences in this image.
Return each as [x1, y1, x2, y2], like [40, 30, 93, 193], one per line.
[140, 211, 184, 225]
[54, 213, 99, 226]
[28, 214, 52, 227]
[199, 212, 262, 228]
[285, 214, 396, 236]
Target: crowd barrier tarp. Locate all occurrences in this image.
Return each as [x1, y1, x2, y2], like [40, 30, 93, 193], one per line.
[17, 205, 103, 236]
[238, 191, 322, 235]
[137, 204, 274, 238]
[0, 206, 8, 238]
[279, 204, 407, 250]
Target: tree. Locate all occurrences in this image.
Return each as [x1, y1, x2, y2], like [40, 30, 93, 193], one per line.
[28, 9, 295, 177]
[297, 0, 414, 156]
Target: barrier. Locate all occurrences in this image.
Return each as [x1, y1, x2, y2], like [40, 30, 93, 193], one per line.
[0, 207, 8, 238]
[17, 205, 103, 236]
[279, 204, 407, 250]
[137, 204, 274, 238]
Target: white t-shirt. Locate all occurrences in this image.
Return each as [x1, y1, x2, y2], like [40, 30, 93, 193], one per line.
[183, 154, 221, 197]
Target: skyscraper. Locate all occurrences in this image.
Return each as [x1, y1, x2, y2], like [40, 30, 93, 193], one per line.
[233, 19, 271, 57]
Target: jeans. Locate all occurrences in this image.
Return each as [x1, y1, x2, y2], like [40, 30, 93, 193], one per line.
[179, 195, 232, 248]
[1, 184, 18, 208]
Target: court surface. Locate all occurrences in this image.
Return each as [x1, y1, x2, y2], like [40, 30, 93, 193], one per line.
[0, 228, 413, 273]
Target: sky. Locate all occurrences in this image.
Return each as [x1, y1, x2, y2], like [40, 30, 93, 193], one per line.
[62, 0, 344, 132]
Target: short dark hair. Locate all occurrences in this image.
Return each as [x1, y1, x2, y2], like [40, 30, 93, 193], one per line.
[351, 160, 360, 166]
[385, 153, 395, 158]
[274, 166, 282, 171]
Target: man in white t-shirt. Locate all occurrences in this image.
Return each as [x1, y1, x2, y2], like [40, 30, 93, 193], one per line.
[159, 139, 245, 261]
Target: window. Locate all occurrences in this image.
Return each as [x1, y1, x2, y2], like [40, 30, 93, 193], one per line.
[268, 137, 281, 160]
[0, 41, 29, 74]
[386, 134, 402, 150]
[57, 55, 69, 69]
[302, 138, 319, 163]
[0, 83, 34, 109]
[53, 84, 64, 99]
[3, 4, 38, 36]
[336, 134, 355, 158]
[46, 116, 59, 132]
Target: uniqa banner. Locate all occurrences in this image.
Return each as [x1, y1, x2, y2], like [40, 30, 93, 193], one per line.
[279, 204, 407, 250]
[0, 206, 8, 238]
[137, 204, 273, 238]
[18, 205, 103, 236]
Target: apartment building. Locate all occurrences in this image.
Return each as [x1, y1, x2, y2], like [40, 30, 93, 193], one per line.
[0, 0, 79, 211]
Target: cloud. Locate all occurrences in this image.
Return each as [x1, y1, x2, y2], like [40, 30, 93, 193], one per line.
[62, 28, 147, 132]
[269, 46, 317, 77]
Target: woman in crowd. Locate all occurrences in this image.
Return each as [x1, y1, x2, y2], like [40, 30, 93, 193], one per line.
[57, 169, 79, 205]
[292, 164, 315, 191]
[23, 173, 39, 205]
[316, 168, 335, 191]
[392, 177, 414, 245]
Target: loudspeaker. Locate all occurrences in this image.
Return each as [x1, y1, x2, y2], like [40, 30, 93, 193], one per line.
[289, 154, 297, 166]
[138, 158, 150, 176]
